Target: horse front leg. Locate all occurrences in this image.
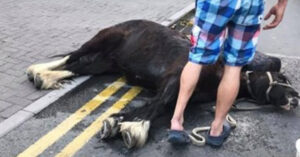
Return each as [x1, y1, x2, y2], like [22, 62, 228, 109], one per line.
[100, 75, 179, 148]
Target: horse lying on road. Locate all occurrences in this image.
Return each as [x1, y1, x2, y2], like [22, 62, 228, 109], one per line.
[26, 20, 299, 149]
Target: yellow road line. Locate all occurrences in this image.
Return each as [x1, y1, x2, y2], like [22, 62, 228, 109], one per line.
[18, 77, 126, 157]
[55, 86, 142, 157]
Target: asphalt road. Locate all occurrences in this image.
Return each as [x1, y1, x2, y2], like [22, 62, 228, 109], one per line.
[0, 66, 299, 157]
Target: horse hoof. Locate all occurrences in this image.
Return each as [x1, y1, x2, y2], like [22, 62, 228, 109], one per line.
[34, 73, 43, 89]
[122, 130, 136, 149]
[27, 71, 34, 82]
[100, 120, 112, 139]
[119, 120, 150, 148]
[100, 117, 120, 139]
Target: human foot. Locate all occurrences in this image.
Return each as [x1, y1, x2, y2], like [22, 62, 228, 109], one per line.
[167, 130, 191, 145]
[206, 123, 231, 147]
[209, 121, 224, 136]
[170, 118, 184, 131]
[168, 118, 190, 145]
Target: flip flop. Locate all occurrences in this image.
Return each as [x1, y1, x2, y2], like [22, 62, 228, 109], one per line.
[205, 123, 231, 147]
[167, 130, 191, 145]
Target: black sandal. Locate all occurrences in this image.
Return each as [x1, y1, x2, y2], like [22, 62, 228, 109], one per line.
[167, 130, 191, 145]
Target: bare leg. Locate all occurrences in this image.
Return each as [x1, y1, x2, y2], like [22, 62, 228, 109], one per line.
[170, 61, 202, 131]
[210, 65, 241, 136]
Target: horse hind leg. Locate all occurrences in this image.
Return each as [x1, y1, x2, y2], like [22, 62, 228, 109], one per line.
[26, 56, 70, 82]
[34, 70, 74, 89]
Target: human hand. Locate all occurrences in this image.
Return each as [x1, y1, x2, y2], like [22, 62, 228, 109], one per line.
[263, 0, 288, 30]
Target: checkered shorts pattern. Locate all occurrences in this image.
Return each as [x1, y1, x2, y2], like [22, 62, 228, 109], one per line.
[189, 0, 264, 66]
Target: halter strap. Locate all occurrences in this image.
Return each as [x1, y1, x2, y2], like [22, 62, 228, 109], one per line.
[245, 71, 256, 99]
[265, 71, 292, 102]
[246, 71, 292, 103]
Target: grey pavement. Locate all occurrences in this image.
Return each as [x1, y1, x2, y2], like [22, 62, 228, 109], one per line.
[0, 0, 193, 122]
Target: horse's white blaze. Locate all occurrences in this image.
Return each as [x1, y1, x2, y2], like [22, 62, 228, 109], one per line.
[120, 120, 150, 148]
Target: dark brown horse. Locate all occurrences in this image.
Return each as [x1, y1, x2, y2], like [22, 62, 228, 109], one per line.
[26, 20, 299, 149]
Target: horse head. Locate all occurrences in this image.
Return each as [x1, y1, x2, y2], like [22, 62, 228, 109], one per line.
[246, 71, 299, 110]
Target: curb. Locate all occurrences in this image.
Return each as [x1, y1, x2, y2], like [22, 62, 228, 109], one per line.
[161, 3, 194, 26]
[0, 76, 90, 137]
[0, 3, 195, 138]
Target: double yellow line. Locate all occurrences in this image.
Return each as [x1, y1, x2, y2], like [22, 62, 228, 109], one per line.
[18, 77, 142, 157]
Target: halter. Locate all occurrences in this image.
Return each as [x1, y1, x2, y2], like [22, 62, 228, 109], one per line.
[245, 71, 293, 103]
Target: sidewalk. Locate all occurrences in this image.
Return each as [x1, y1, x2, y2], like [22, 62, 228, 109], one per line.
[0, 0, 193, 122]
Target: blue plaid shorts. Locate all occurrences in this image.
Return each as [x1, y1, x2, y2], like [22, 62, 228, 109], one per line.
[189, 0, 264, 66]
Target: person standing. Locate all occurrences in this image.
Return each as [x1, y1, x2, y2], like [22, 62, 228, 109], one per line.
[168, 0, 288, 147]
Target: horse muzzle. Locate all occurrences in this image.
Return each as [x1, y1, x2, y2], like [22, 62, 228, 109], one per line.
[280, 98, 299, 110]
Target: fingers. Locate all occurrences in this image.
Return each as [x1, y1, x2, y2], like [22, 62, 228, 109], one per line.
[263, 17, 281, 30]
[263, 4, 286, 30]
[263, 12, 283, 30]
[264, 10, 273, 21]
[263, 7, 277, 30]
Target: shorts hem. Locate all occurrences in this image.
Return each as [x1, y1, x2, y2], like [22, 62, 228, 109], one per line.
[188, 58, 217, 65]
[224, 61, 250, 67]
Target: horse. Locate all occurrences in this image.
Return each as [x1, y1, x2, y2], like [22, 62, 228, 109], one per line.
[26, 19, 299, 149]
